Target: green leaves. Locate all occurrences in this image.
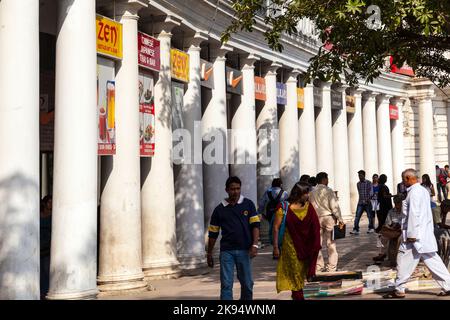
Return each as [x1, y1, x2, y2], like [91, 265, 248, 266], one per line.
[222, 0, 450, 87]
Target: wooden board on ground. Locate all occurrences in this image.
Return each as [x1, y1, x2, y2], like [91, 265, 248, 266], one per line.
[311, 271, 362, 282]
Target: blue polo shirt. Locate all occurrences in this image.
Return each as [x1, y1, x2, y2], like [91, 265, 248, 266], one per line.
[208, 195, 260, 251]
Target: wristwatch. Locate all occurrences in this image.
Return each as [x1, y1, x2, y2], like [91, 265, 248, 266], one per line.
[252, 244, 259, 249]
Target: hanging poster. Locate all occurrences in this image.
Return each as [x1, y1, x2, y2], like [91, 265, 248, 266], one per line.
[226, 66, 243, 95]
[139, 71, 155, 157]
[331, 89, 343, 109]
[171, 48, 189, 83]
[389, 104, 399, 120]
[138, 32, 160, 71]
[255, 76, 266, 101]
[313, 85, 322, 108]
[171, 82, 185, 131]
[276, 82, 287, 105]
[96, 15, 123, 60]
[346, 95, 356, 114]
[297, 88, 304, 109]
[200, 59, 214, 89]
[97, 57, 116, 155]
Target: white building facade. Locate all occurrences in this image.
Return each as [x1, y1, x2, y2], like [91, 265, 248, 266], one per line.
[1, 0, 449, 299]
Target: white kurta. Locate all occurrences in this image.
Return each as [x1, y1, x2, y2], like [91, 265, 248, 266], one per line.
[401, 183, 437, 253]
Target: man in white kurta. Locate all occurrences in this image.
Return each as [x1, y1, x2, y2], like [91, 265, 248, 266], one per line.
[385, 169, 450, 298]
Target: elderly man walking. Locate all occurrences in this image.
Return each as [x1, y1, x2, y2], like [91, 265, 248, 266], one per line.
[383, 169, 450, 298]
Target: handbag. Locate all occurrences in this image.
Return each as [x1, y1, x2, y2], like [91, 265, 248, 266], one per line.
[332, 224, 346, 240]
[380, 225, 401, 239]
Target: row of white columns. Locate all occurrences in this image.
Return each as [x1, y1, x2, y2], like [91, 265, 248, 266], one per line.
[0, 0, 439, 299]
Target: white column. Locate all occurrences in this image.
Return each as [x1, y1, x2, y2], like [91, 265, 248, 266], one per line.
[347, 89, 365, 213]
[376, 94, 394, 191]
[298, 83, 317, 175]
[0, 0, 40, 300]
[202, 46, 231, 238]
[315, 82, 335, 188]
[175, 33, 207, 275]
[257, 62, 281, 201]
[48, 0, 98, 300]
[418, 94, 436, 183]
[362, 92, 379, 178]
[332, 86, 351, 222]
[391, 98, 406, 189]
[141, 26, 180, 279]
[97, 6, 146, 293]
[230, 54, 259, 205]
[280, 69, 301, 191]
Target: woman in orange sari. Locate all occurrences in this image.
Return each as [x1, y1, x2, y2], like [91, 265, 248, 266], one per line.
[272, 182, 321, 300]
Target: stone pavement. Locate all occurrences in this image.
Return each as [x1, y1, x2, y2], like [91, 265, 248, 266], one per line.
[99, 218, 450, 300]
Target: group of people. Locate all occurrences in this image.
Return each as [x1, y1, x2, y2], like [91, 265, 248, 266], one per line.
[207, 167, 450, 300]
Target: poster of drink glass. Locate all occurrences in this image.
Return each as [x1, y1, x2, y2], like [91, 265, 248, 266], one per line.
[139, 70, 155, 156]
[97, 57, 116, 155]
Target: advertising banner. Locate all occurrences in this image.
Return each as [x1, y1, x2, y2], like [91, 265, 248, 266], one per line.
[390, 56, 414, 77]
[200, 59, 214, 89]
[346, 95, 356, 114]
[276, 82, 287, 105]
[313, 85, 322, 108]
[171, 82, 185, 131]
[297, 88, 304, 109]
[138, 32, 160, 71]
[255, 76, 266, 101]
[97, 57, 116, 155]
[139, 71, 155, 157]
[171, 48, 189, 82]
[331, 89, 343, 109]
[96, 15, 123, 60]
[389, 104, 399, 120]
[226, 67, 243, 95]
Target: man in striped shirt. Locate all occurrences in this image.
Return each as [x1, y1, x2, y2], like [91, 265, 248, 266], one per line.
[350, 170, 375, 235]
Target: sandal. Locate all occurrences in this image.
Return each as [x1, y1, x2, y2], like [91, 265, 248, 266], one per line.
[437, 290, 450, 296]
[383, 291, 405, 299]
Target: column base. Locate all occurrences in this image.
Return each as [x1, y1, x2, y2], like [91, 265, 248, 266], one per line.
[143, 258, 181, 280]
[97, 272, 148, 293]
[177, 254, 209, 276]
[46, 288, 98, 300]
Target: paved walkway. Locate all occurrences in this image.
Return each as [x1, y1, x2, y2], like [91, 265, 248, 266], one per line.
[100, 218, 450, 300]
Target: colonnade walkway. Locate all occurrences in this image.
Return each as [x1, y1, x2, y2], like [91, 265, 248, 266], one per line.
[99, 219, 450, 300]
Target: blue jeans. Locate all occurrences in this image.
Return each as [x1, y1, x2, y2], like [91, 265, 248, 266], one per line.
[219, 250, 253, 300]
[353, 203, 374, 231]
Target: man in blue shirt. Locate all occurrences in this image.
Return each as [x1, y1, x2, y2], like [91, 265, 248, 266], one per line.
[207, 176, 260, 300]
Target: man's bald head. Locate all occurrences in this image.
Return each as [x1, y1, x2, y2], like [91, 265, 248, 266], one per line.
[402, 168, 418, 187]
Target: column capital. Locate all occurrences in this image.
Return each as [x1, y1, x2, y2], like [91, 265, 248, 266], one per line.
[315, 81, 331, 90]
[333, 84, 349, 93]
[348, 87, 365, 97]
[264, 61, 282, 76]
[150, 15, 182, 35]
[185, 31, 209, 49]
[376, 94, 394, 103]
[391, 96, 408, 106]
[210, 44, 233, 61]
[241, 53, 260, 70]
[286, 68, 302, 82]
[362, 90, 381, 101]
[113, 1, 148, 19]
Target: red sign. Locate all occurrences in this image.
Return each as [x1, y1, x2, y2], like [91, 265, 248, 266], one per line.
[254, 76, 266, 101]
[138, 32, 160, 72]
[389, 104, 399, 120]
[390, 56, 414, 77]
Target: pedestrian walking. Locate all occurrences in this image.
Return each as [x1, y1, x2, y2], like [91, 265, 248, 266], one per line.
[206, 176, 260, 300]
[371, 174, 380, 229]
[422, 173, 437, 208]
[376, 174, 393, 233]
[272, 182, 321, 300]
[436, 165, 448, 202]
[383, 169, 450, 299]
[309, 172, 345, 272]
[258, 178, 288, 223]
[350, 170, 375, 234]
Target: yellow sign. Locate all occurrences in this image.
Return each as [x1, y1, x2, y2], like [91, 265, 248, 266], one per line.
[297, 88, 304, 109]
[96, 15, 123, 60]
[171, 48, 190, 82]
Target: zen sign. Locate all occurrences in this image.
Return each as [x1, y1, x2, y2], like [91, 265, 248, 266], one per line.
[96, 15, 123, 60]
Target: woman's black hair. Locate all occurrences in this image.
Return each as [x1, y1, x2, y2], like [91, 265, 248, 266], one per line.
[225, 176, 241, 189]
[288, 182, 310, 203]
[421, 174, 432, 187]
[379, 174, 387, 184]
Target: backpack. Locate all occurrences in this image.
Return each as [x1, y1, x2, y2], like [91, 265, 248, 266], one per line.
[265, 189, 284, 223]
[439, 169, 448, 187]
[269, 201, 288, 251]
